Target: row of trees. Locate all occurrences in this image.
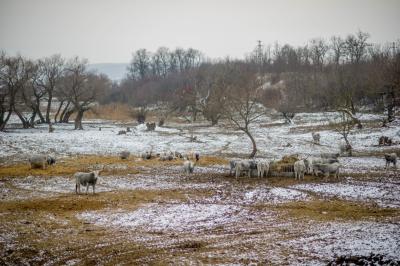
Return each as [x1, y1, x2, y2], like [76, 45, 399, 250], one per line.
[0, 53, 111, 130]
[114, 31, 399, 126]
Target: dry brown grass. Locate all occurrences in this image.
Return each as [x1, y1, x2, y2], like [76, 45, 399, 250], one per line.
[0, 155, 229, 178]
[85, 103, 133, 121]
[274, 199, 400, 222]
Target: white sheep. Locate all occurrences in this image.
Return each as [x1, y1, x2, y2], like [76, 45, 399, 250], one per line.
[29, 155, 47, 169]
[257, 160, 270, 178]
[312, 162, 341, 181]
[183, 159, 196, 174]
[294, 160, 306, 180]
[74, 170, 101, 194]
[384, 153, 397, 168]
[312, 132, 320, 144]
[235, 160, 257, 178]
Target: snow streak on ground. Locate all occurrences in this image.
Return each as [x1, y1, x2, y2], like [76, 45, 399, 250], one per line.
[78, 203, 251, 233]
[292, 180, 400, 207]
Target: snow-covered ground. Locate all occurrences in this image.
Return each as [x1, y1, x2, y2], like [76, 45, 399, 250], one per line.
[1, 112, 400, 265]
[1, 112, 399, 160]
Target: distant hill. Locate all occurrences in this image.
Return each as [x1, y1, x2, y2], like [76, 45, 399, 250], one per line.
[88, 63, 129, 82]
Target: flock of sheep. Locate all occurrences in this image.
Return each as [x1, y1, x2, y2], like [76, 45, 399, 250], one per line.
[25, 129, 397, 195]
[230, 152, 341, 182]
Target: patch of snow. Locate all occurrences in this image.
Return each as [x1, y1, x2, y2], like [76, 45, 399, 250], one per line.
[77, 203, 251, 233]
[285, 221, 400, 261]
[291, 180, 400, 207]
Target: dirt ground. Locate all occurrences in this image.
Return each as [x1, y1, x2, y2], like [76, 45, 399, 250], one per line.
[1, 155, 399, 265]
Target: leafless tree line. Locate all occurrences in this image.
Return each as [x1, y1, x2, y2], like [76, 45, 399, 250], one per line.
[113, 31, 398, 127]
[0, 54, 111, 130]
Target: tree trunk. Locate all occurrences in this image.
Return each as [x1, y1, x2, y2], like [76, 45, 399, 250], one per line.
[29, 110, 37, 127]
[36, 106, 45, 123]
[59, 101, 71, 123]
[0, 110, 12, 131]
[62, 109, 74, 123]
[211, 117, 218, 126]
[338, 108, 363, 129]
[74, 110, 84, 130]
[14, 109, 31, 129]
[243, 129, 257, 159]
[45, 92, 52, 123]
[54, 100, 64, 123]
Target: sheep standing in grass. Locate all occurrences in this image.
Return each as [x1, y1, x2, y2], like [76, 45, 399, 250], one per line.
[384, 153, 397, 168]
[294, 160, 306, 180]
[141, 151, 152, 160]
[257, 160, 270, 178]
[229, 160, 238, 176]
[29, 155, 47, 169]
[46, 156, 56, 165]
[75, 170, 101, 194]
[183, 159, 196, 174]
[235, 160, 257, 178]
[119, 151, 130, 160]
[312, 162, 341, 181]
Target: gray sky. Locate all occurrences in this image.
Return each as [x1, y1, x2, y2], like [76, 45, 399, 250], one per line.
[0, 0, 399, 63]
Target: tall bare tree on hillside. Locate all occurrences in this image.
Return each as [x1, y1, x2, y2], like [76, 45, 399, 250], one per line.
[222, 62, 264, 158]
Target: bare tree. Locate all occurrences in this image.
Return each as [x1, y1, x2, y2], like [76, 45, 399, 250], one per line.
[36, 54, 64, 123]
[222, 62, 264, 158]
[332, 112, 355, 156]
[0, 54, 32, 130]
[127, 49, 151, 80]
[62, 57, 108, 130]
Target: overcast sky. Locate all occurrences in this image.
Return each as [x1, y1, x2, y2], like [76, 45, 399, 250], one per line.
[0, 0, 399, 63]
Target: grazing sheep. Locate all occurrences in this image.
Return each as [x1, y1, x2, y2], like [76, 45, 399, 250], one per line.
[141, 151, 152, 160]
[183, 159, 195, 174]
[294, 160, 306, 180]
[46, 156, 56, 165]
[119, 151, 130, 160]
[312, 162, 341, 181]
[257, 160, 270, 178]
[307, 157, 339, 176]
[29, 155, 47, 169]
[312, 132, 320, 144]
[229, 160, 238, 176]
[235, 160, 257, 178]
[174, 151, 183, 159]
[384, 153, 397, 168]
[74, 170, 101, 194]
[159, 152, 174, 161]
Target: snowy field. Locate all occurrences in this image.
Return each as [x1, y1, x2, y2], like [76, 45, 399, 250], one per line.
[1, 111, 399, 160]
[0, 112, 400, 265]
